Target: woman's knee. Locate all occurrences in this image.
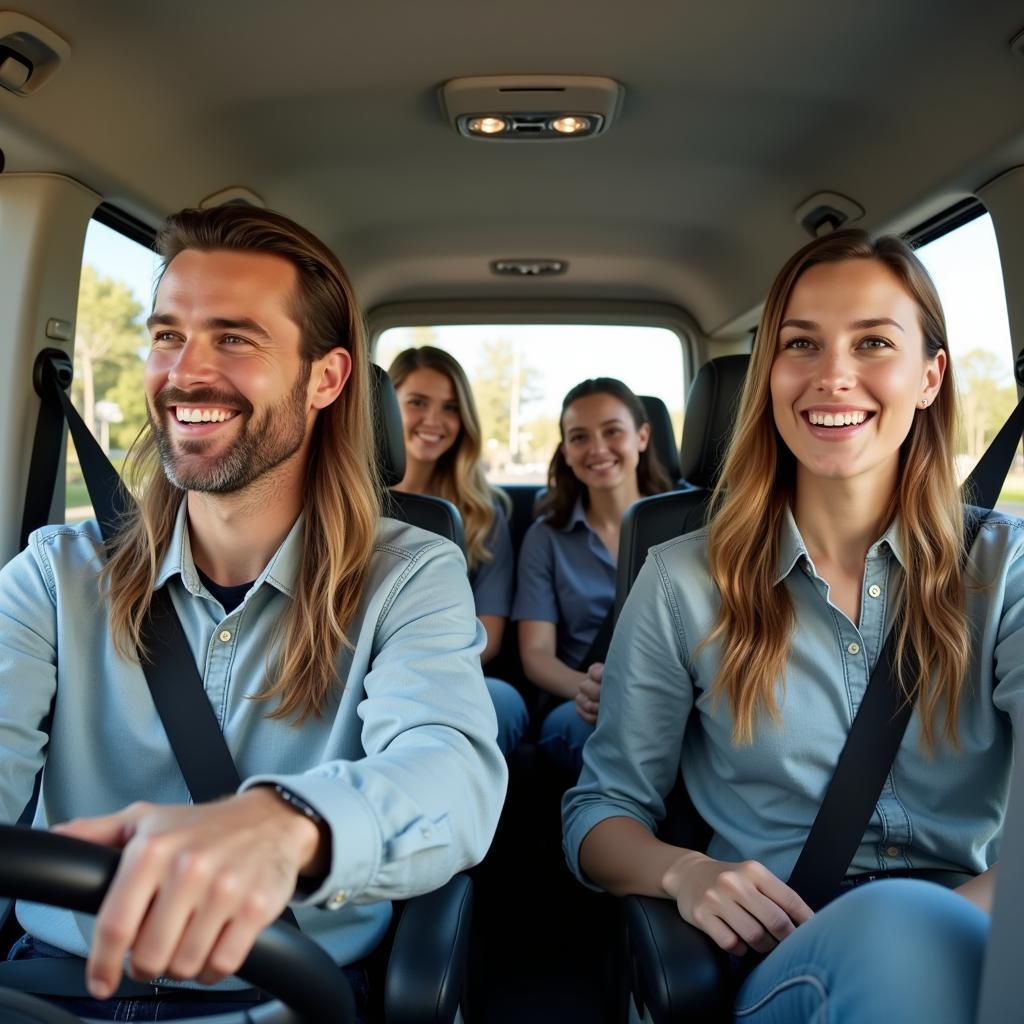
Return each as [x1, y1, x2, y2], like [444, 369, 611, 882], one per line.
[483, 677, 528, 755]
[738, 879, 988, 1023]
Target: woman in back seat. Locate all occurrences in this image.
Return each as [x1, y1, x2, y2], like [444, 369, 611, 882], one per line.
[514, 378, 671, 776]
[388, 346, 528, 756]
[564, 231, 1023, 1022]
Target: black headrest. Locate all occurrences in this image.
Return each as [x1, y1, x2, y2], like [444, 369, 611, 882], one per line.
[639, 395, 681, 482]
[678, 354, 749, 489]
[370, 363, 406, 487]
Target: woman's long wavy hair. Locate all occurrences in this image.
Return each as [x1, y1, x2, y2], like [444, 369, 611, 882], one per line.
[387, 346, 510, 574]
[539, 377, 672, 528]
[705, 229, 968, 751]
[101, 205, 381, 722]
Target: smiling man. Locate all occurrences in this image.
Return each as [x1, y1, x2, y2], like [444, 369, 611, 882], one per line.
[0, 206, 506, 1020]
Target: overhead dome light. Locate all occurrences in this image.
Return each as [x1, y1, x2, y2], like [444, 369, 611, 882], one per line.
[467, 116, 508, 136]
[441, 76, 623, 142]
[551, 115, 591, 135]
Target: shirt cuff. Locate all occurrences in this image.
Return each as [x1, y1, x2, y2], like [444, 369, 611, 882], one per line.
[240, 772, 380, 910]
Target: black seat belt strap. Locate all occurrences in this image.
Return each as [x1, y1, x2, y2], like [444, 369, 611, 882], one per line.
[787, 511, 985, 910]
[577, 605, 616, 671]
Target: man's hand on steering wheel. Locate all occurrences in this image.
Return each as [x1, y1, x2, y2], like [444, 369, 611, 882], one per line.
[51, 789, 325, 1000]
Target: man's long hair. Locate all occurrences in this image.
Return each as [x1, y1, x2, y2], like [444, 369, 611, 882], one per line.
[101, 206, 381, 722]
[705, 230, 969, 751]
[387, 346, 510, 574]
[538, 377, 672, 528]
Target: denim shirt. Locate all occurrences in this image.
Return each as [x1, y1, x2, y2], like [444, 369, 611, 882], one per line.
[564, 507, 1024, 885]
[511, 499, 616, 669]
[0, 503, 507, 975]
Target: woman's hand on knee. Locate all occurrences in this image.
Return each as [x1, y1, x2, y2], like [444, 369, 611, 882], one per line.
[661, 851, 813, 955]
[575, 662, 603, 724]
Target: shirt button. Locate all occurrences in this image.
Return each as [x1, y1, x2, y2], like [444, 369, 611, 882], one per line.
[886, 846, 901, 858]
[421, 827, 433, 840]
[847, 642, 860, 655]
[218, 630, 232, 643]
[868, 585, 881, 598]
[326, 890, 348, 910]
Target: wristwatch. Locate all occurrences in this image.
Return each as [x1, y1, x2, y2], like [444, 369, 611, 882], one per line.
[266, 783, 325, 828]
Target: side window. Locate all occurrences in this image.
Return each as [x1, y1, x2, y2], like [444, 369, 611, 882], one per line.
[66, 217, 160, 523]
[914, 212, 1018, 515]
[376, 324, 686, 485]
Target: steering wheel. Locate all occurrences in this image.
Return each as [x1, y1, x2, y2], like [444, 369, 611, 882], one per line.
[0, 824, 355, 1024]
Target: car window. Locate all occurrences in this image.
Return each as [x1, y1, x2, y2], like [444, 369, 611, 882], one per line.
[377, 324, 685, 484]
[914, 212, 1017, 516]
[66, 218, 159, 523]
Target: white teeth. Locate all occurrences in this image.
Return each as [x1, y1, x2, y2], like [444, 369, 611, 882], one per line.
[809, 410, 868, 427]
[175, 407, 233, 423]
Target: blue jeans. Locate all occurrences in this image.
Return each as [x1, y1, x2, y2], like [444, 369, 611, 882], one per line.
[484, 676, 528, 757]
[537, 699, 594, 777]
[734, 878, 988, 1023]
[7, 933, 369, 1021]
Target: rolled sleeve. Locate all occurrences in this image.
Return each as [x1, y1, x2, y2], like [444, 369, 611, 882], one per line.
[470, 506, 514, 618]
[511, 521, 558, 624]
[562, 549, 695, 888]
[242, 540, 507, 907]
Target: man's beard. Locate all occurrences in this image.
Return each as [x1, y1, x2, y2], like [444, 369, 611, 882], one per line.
[149, 365, 311, 494]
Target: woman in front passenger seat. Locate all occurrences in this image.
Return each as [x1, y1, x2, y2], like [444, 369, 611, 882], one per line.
[564, 230, 1023, 1023]
[388, 346, 528, 756]
[514, 378, 672, 777]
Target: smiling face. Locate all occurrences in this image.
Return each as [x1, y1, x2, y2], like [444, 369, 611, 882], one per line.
[144, 248, 340, 493]
[560, 392, 650, 494]
[395, 367, 462, 469]
[770, 257, 945, 489]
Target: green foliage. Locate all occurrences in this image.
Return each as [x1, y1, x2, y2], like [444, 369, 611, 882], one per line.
[73, 265, 148, 447]
[471, 338, 541, 451]
[956, 348, 1017, 457]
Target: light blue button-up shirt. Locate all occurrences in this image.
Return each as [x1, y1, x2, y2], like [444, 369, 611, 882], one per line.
[512, 499, 616, 669]
[0, 502, 507, 975]
[564, 507, 1024, 885]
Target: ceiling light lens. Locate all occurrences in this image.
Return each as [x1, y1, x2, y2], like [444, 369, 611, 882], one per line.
[551, 115, 591, 135]
[469, 116, 507, 135]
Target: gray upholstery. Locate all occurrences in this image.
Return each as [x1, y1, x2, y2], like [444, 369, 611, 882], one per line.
[677, 354, 749, 489]
[639, 394, 682, 482]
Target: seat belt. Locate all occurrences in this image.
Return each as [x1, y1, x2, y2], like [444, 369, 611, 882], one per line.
[577, 605, 615, 671]
[21, 349, 300, 928]
[788, 384, 1024, 910]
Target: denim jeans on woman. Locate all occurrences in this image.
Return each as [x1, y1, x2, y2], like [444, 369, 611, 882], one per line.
[734, 878, 987, 1023]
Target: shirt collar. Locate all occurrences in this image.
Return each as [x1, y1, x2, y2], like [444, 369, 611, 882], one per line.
[560, 496, 590, 534]
[774, 504, 906, 584]
[154, 498, 304, 599]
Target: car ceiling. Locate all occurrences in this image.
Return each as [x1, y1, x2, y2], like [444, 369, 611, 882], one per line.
[1, 0, 1023, 335]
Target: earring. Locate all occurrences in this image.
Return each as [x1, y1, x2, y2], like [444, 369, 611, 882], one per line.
[919, 397, 929, 408]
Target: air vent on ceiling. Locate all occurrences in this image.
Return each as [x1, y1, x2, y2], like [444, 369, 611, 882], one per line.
[0, 11, 69, 97]
[199, 187, 266, 210]
[795, 191, 865, 237]
[491, 259, 567, 277]
[441, 76, 622, 141]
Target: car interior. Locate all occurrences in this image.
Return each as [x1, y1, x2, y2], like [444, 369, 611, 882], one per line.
[1, 1, 1024, 1022]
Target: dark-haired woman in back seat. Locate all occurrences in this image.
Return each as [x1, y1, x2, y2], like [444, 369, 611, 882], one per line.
[513, 378, 672, 776]
[388, 346, 528, 756]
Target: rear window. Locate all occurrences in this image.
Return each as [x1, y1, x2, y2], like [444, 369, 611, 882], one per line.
[376, 324, 685, 484]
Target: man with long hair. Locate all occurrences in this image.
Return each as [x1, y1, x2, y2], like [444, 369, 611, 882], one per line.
[0, 206, 506, 1018]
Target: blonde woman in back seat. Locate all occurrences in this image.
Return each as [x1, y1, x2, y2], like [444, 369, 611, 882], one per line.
[564, 230, 1023, 1023]
[388, 346, 528, 756]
